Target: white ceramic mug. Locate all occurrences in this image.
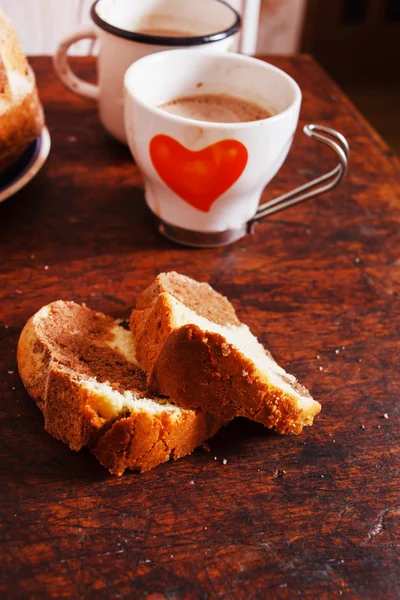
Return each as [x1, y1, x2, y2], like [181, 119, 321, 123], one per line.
[53, 0, 240, 143]
[124, 50, 302, 245]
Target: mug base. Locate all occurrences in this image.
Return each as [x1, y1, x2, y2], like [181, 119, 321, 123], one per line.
[156, 217, 249, 248]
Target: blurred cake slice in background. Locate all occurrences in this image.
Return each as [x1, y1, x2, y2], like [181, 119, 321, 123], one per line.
[0, 8, 44, 172]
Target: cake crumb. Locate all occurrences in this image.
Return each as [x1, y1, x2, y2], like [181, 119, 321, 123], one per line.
[44, 265, 49, 270]
[242, 370, 249, 377]
[316, 354, 320, 359]
[222, 459, 227, 465]
[221, 343, 230, 356]
[68, 135, 78, 143]
[341, 346, 346, 350]
[8, 371, 13, 375]
[204, 526, 208, 530]
[16, 289, 22, 294]
[189, 480, 195, 485]
[319, 366, 323, 371]
[30, 254, 35, 259]
[12, 387, 15, 390]
[382, 413, 389, 419]
[355, 257, 360, 263]
[274, 469, 286, 478]
[335, 349, 340, 354]
[360, 424, 365, 429]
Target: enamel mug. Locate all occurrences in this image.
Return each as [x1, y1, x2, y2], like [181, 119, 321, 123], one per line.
[53, 0, 241, 143]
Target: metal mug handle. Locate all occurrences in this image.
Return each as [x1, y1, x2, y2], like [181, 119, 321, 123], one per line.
[249, 124, 349, 227]
[156, 124, 350, 248]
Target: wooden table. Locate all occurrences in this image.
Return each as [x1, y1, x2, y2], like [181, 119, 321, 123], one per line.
[1, 56, 399, 599]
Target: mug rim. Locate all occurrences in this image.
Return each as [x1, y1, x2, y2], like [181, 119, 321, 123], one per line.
[91, 0, 241, 46]
[124, 50, 302, 130]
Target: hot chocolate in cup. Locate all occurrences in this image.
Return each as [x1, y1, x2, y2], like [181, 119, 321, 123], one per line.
[158, 93, 275, 123]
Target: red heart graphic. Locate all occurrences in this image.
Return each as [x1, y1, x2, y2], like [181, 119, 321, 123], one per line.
[149, 135, 248, 213]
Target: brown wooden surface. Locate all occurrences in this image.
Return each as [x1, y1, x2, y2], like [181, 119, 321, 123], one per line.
[1, 56, 399, 599]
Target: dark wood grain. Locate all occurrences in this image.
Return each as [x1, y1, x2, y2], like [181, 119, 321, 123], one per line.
[1, 56, 399, 600]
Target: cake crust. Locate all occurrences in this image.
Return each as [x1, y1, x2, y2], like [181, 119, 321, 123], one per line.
[0, 9, 44, 171]
[17, 301, 223, 475]
[130, 272, 321, 434]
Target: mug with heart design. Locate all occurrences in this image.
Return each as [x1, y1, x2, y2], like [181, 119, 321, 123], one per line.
[124, 49, 349, 247]
[53, 0, 240, 144]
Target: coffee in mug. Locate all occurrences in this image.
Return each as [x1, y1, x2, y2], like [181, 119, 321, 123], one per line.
[158, 93, 274, 123]
[135, 29, 194, 37]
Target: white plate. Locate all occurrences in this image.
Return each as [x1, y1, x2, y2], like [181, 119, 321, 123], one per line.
[0, 127, 51, 204]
